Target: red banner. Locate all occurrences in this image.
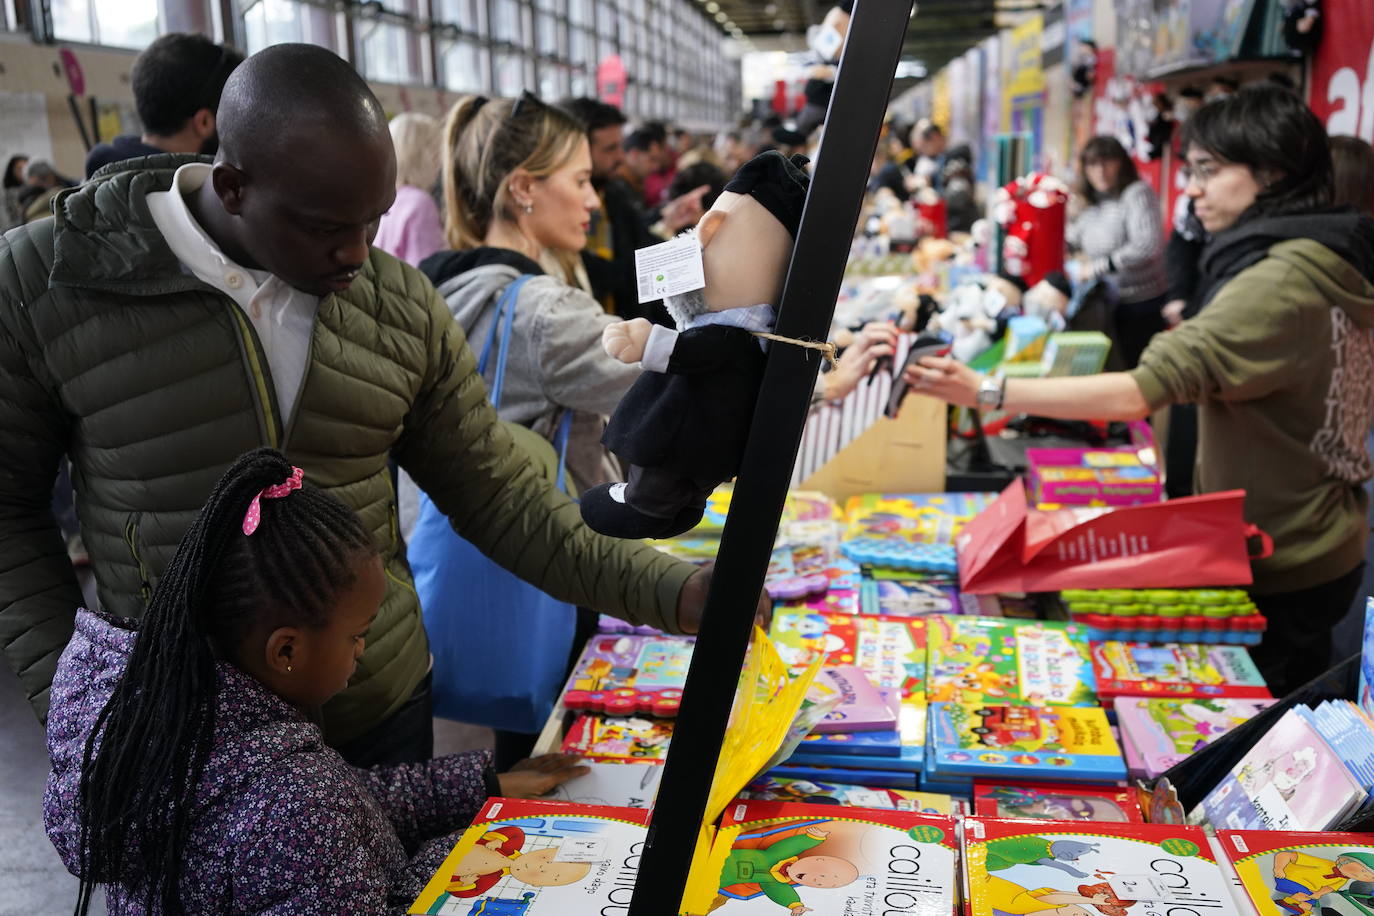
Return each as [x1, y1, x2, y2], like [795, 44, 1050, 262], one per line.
[1308, 0, 1374, 140]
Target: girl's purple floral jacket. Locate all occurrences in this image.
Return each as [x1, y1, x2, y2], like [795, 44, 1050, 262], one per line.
[45, 609, 495, 914]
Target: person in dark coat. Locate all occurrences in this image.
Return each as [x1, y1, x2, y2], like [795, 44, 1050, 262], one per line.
[580, 151, 810, 539]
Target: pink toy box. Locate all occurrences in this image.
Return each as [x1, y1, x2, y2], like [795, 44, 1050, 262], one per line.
[1026, 422, 1161, 507]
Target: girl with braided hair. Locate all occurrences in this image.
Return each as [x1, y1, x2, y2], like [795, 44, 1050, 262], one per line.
[43, 448, 586, 915]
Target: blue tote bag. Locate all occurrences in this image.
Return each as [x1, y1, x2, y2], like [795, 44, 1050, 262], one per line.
[409, 274, 576, 733]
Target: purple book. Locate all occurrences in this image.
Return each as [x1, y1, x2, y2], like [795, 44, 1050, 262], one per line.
[1115, 697, 1274, 780]
[814, 665, 898, 733]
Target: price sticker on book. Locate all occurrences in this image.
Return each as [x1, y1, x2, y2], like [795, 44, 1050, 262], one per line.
[554, 836, 608, 864]
[634, 236, 704, 303]
[1108, 875, 1169, 902]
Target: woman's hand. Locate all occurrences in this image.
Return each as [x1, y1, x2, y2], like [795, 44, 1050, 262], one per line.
[902, 355, 982, 408]
[823, 321, 897, 402]
[497, 754, 590, 797]
[1162, 299, 1186, 327]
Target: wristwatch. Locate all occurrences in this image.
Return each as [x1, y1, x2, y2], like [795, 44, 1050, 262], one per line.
[976, 374, 1006, 411]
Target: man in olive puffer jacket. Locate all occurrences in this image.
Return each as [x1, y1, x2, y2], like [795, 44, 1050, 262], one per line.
[0, 44, 717, 765]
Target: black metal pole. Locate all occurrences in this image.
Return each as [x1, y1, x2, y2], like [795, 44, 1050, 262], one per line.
[628, 3, 915, 912]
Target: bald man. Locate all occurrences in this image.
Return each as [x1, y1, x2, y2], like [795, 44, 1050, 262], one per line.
[0, 44, 728, 766]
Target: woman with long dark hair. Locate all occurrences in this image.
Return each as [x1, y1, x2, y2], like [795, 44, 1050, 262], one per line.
[1066, 135, 1169, 368]
[908, 85, 1374, 696]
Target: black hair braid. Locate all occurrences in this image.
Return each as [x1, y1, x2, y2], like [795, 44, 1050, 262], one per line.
[74, 448, 375, 915]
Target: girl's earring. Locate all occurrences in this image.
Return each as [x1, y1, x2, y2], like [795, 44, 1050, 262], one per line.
[286, 664, 293, 673]
[523, 203, 534, 214]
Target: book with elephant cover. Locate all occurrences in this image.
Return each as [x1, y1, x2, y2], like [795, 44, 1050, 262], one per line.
[962, 817, 1242, 916]
[409, 798, 651, 915]
[1216, 830, 1374, 916]
[681, 799, 958, 916]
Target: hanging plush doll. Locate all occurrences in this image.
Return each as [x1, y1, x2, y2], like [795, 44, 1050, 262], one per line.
[580, 151, 811, 539]
[1282, 0, 1322, 54]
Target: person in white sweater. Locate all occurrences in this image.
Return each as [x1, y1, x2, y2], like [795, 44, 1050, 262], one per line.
[1066, 136, 1169, 368]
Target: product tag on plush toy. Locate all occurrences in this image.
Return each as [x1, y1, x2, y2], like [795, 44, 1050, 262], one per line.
[634, 236, 705, 303]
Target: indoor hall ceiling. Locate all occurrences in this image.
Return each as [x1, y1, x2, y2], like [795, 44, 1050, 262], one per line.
[711, 0, 1035, 78]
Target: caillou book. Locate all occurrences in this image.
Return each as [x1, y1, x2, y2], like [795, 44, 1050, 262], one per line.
[963, 817, 1241, 916]
[926, 616, 1097, 707]
[409, 798, 651, 915]
[1217, 831, 1374, 916]
[927, 703, 1126, 781]
[681, 799, 958, 916]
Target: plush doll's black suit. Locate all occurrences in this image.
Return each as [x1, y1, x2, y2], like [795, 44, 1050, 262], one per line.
[581, 151, 811, 539]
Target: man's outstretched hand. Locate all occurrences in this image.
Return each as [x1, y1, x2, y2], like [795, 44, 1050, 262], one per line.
[675, 562, 773, 635]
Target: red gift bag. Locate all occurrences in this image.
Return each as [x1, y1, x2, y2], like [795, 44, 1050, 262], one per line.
[956, 479, 1271, 594]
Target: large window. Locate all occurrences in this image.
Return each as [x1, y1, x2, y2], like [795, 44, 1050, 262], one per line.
[244, 0, 339, 54]
[39, 0, 739, 125]
[52, 0, 159, 47]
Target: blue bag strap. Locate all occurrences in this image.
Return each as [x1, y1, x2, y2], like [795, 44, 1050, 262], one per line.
[478, 273, 536, 408]
[553, 408, 573, 494]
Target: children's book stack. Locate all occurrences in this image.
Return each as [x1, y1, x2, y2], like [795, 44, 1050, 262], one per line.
[962, 817, 1245, 916]
[1091, 641, 1272, 701]
[770, 611, 929, 786]
[1115, 697, 1275, 780]
[1192, 703, 1374, 832]
[927, 702, 1126, 784]
[841, 491, 996, 573]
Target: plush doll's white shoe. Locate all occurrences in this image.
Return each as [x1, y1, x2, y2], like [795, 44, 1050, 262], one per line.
[580, 483, 704, 540]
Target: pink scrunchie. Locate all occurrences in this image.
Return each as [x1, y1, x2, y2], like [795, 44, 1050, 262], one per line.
[242, 466, 304, 536]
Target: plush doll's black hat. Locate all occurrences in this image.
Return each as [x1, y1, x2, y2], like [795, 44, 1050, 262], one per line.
[723, 151, 811, 238]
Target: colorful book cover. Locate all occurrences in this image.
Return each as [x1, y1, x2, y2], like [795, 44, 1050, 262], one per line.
[783, 746, 925, 773]
[1361, 597, 1374, 721]
[928, 702, 1126, 781]
[1308, 701, 1374, 794]
[1195, 709, 1367, 832]
[1114, 698, 1276, 780]
[972, 780, 1144, 823]
[561, 714, 673, 764]
[740, 776, 961, 815]
[814, 665, 897, 733]
[771, 610, 928, 702]
[927, 616, 1098, 706]
[796, 687, 907, 757]
[861, 576, 971, 617]
[1091, 643, 1271, 701]
[409, 798, 651, 915]
[561, 633, 695, 716]
[963, 817, 1241, 916]
[841, 491, 996, 572]
[1218, 830, 1374, 916]
[687, 800, 958, 916]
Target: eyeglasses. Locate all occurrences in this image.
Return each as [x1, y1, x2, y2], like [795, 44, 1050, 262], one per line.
[1181, 161, 1223, 188]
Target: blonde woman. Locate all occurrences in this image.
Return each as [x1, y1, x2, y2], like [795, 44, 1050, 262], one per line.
[374, 112, 445, 266]
[413, 91, 641, 498]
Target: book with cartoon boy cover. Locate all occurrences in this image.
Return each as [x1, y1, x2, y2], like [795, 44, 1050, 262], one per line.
[926, 617, 1098, 707]
[1217, 831, 1374, 916]
[681, 799, 958, 916]
[1194, 708, 1367, 832]
[409, 798, 651, 915]
[962, 817, 1242, 916]
[1090, 643, 1271, 702]
[928, 703, 1126, 782]
[972, 781, 1144, 824]
[1114, 698, 1275, 780]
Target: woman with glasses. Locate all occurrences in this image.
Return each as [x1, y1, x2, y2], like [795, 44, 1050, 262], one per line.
[906, 85, 1374, 696]
[1065, 135, 1169, 368]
